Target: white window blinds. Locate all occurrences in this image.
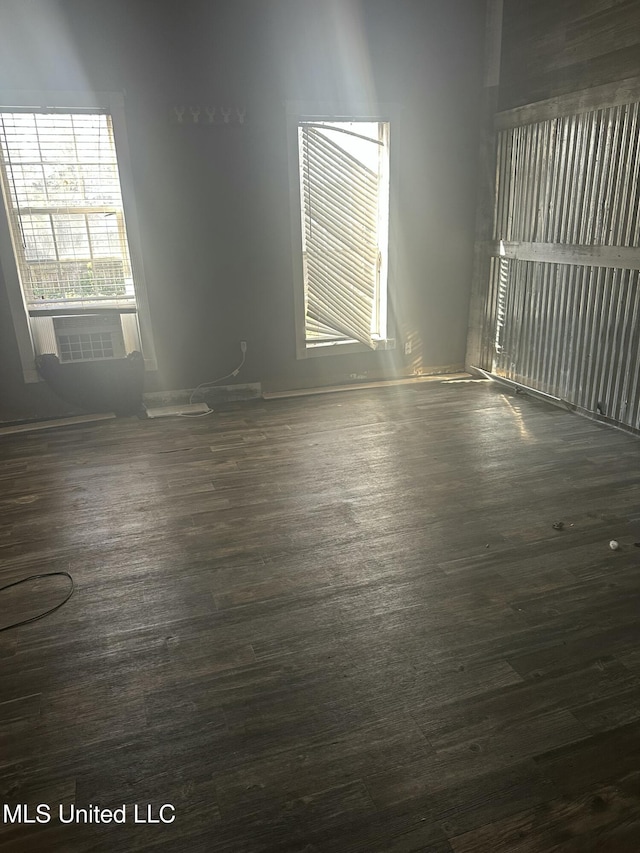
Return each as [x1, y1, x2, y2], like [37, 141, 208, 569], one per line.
[298, 121, 389, 348]
[0, 111, 135, 308]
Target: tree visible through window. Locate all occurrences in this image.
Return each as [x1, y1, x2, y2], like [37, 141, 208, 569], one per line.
[297, 119, 390, 351]
[0, 111, 135, 307]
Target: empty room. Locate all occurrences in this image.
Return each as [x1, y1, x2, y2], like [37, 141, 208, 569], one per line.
[1, 0, 640, 850]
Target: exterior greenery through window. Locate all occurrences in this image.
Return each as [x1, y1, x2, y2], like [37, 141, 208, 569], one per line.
[0, 111, 134, 307]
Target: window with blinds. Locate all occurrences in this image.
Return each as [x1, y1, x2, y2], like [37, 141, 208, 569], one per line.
[0, 111, 135, 309]
[298, 120, 390, 350]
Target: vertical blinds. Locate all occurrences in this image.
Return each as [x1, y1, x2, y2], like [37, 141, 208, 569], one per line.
[0, 111, 135, 306]
[299, 123, 383, 347]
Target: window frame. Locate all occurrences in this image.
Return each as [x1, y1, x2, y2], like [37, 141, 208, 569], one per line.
[287, 101, 397, 360]
[0, 90, 156, 382]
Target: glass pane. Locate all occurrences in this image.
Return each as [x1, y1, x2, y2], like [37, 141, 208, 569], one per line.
[43, 164, 84, 205]
[80, 163, 122, 204]
[22, 215, 56, 261]
[315, 122, 379, 171]
[0, 113, 40, 162]
[36, 115, 77, 164]
[52, 214, 90, 259]
[88, 213, 125, 257]
[9, 165, 46, 207]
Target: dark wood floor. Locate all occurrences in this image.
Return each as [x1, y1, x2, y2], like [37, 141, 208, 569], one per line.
[2, 378, 640, 852]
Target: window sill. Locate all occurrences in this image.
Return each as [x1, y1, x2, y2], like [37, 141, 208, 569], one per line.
[299, 338, 395, 359]
[28, 302, 137, 317]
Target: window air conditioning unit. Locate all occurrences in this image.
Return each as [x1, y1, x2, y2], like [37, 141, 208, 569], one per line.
[52, 314, 127, 363]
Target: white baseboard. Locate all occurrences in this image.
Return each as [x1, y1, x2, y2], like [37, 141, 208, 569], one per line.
[0, 413, 116, 436]
[262, 373, 471, 400]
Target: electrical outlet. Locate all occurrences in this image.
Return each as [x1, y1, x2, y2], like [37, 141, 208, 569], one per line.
[240, 341, 247, 353]
[404, 341, 412, 355]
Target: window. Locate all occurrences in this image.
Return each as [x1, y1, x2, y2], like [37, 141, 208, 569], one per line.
[0, 92, 155, 380]
[290, 111, 393, 358]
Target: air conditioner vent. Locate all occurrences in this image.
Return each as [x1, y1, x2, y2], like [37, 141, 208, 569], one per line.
[53, 314, 126, 362]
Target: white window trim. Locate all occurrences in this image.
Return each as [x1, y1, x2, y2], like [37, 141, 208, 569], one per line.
[287, 101, 398, 360]
[0, 90, 157, 382]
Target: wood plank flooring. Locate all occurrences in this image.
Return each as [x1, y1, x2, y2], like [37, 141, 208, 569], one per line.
[1, 378, 640, 852]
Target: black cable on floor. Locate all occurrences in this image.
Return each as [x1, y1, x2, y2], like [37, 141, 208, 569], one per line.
[0, 571, 74, 632]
